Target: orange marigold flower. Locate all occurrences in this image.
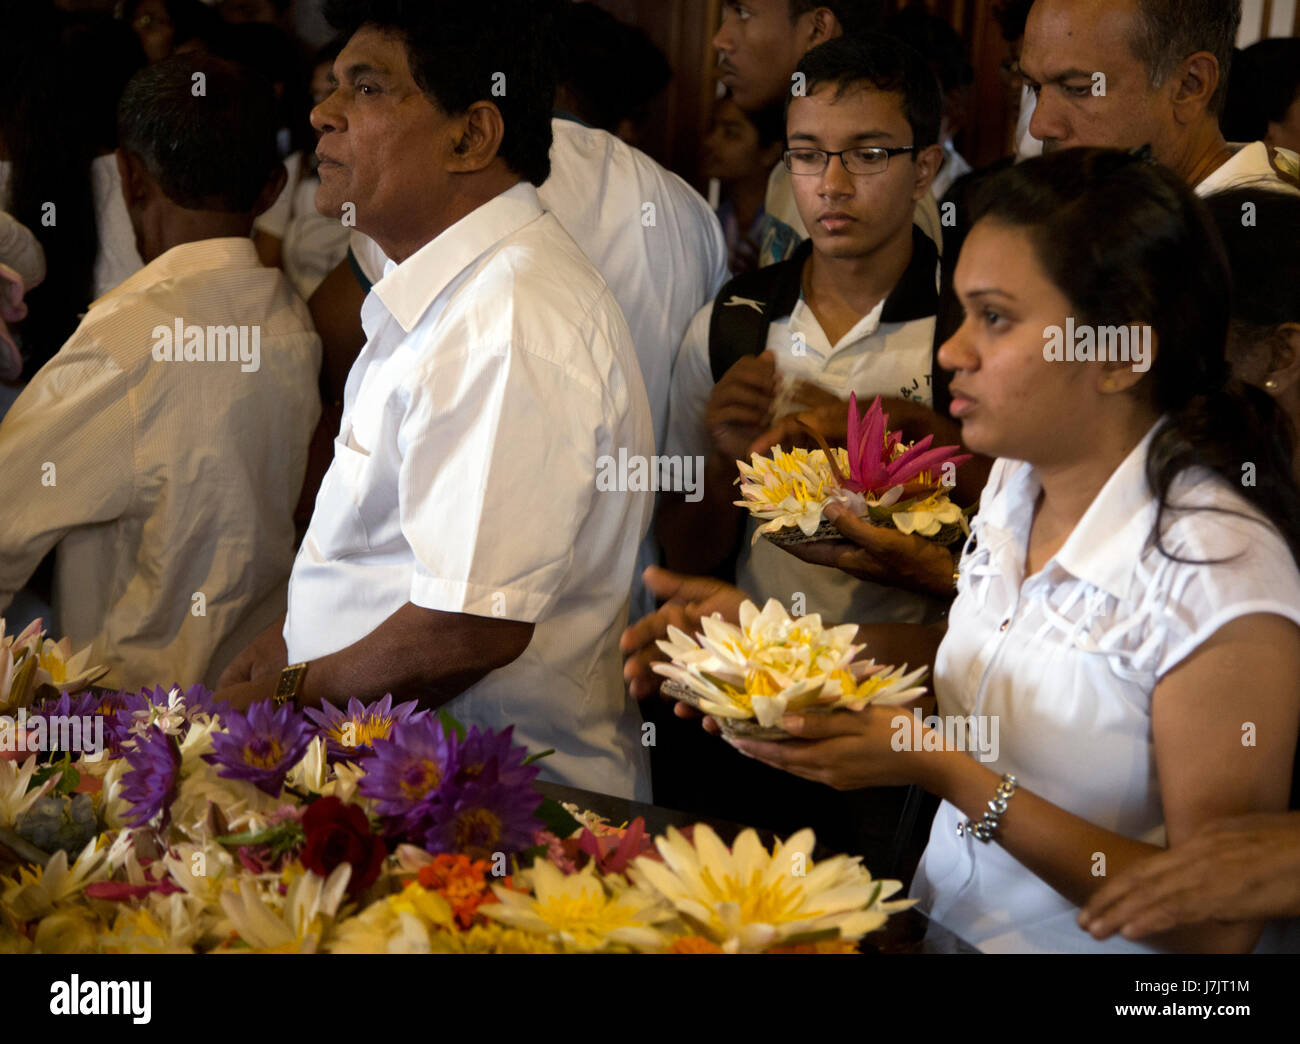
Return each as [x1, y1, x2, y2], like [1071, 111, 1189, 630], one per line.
[417, 853, 512, 929]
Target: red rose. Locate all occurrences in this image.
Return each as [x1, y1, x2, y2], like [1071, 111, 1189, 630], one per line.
[300, 796, 387, 897]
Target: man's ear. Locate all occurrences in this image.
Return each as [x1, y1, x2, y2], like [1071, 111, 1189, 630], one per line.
[1169, 51, 1220, 125]
[250, 160, 289, 220]
[912, 143, 944, 200]
[116, 148, 150, 205]
[448, 100, 506, 174]
[806, 7, 842, 47]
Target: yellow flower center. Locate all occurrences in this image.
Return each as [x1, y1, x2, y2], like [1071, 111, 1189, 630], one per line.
[697, 867, 820, 925]
[243, 737, 284, 769]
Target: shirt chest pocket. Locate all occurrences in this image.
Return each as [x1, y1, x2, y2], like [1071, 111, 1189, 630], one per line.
[310, 433, 397, 559]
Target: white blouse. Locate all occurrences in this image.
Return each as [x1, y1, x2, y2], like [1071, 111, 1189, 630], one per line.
[911, 421, 1300, 952]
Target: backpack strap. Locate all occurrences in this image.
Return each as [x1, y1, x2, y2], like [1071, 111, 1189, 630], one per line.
[707, 238, 812, 383]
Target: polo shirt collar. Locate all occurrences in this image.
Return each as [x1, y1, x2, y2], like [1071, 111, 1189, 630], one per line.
[880, 224, 939, 323]
[1049, 420, 1164, 600]
[374, 181, 544, 333]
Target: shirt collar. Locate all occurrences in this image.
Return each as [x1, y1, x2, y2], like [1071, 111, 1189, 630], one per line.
[88, 237, 262, 311]
[879, 225, 939, 323]
[373, 181, 544, 333]
[1049, 420, 1164, 600]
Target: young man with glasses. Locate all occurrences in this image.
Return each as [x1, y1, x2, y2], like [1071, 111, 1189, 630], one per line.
[648, 34, 946, 853]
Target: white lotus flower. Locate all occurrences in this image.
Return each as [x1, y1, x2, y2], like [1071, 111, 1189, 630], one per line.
[630, 824, 915, 953]
[734, 445, 852, 542]
[481, 861, 669, 952]
[1, 837, 111, 921]
[285, 735, 328, 793]
[652, 598, 927, 727]
[218, 864, 351, 953]
[0, 618, 106, 712]
[0, 754, 56, 828]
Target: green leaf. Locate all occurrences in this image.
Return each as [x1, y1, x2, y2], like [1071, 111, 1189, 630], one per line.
[215, 821, 305, 850]
[438, 708, 466, 742]
[516, 842, 548, 867]
[533, 797, 582, 839]
[522, 748, 554, 765]
[52, 766, 80, 797]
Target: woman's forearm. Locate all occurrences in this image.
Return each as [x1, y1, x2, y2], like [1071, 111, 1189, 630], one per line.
[924, 751, 1266, 953]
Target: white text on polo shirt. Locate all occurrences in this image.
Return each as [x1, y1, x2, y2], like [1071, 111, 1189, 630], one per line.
[596, 449, 705, 503]
[150, 319, 261, 373]
[49, 975, 151, 1024]
[1042, 319, 1151, 373]
[890, 708, 999, 763]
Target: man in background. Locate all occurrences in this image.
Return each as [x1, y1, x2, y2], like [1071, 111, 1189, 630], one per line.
[0, 55, 321, 690]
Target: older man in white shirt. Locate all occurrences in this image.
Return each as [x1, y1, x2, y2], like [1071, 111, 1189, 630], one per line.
[219, 2, 655, 800]
[0, 55, 320, 690]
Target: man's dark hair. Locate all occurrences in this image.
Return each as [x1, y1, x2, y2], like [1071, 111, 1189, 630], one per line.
[884, 5, 974, 93]
[788, 31, 942, 149]
[1221, 38, 1300, 142]
[788, 0, 886, 36]
[992, 0, 1033, 43]
[117, 54, 281, 212]
[558, 4, 670, 134]
[1129, 0, 1241, 116]
[322, 0, 558, 186]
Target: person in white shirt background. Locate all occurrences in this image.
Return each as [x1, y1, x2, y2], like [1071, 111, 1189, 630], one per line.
[625, 147, 1300, 953]
[217, 0, 656, 802]
[0, 53, 321, 691]
[1019, 0, 1299, 196]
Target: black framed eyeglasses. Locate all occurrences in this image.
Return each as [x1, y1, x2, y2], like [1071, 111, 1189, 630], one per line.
[783, 146, 916, 176]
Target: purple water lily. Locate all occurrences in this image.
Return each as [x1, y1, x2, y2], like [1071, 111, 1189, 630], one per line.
[204, 700, 312, 796]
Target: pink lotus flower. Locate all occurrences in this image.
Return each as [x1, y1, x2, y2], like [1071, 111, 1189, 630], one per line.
[843, 394, 970, 498]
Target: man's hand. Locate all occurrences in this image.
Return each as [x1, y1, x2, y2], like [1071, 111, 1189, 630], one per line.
[779, 501, 957, 597]
[748, 401, 848, 458]
[212, 676, 277, 713]
[1078, 813, 1300, 941]
[706, 351, 777, 464]
[217, 616, 288, 688]
[620, 566, 749, 701]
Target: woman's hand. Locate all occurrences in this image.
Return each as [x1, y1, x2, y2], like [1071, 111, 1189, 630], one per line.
[722, 705, 933, 790]
[1078, 812, 1300, 941]
[620, 566, 749, 702]
[780, 501, 957, 597]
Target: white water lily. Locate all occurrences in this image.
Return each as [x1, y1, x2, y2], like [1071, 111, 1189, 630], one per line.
[218, 864, 351, 952]
[285, 735, 329, 793]
[890, 491, 967, 537]
[100, 891, 211, 954]
[0, 754, 55, 828]
[652, 599, 927, 727]
[734, 445, 853, 543]
[0, 619, 106, 712]
[0, 837, 111, 921]
[630, 824, 915, 953]
[482, 861, 669, 952]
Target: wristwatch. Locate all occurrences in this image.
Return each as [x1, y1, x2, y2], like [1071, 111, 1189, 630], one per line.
[273, 662, 308, 709]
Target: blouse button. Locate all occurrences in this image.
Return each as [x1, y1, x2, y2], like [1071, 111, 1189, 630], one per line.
[999, 618, 1010, 632]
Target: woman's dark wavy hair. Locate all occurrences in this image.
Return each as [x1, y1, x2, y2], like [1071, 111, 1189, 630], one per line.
[969, 147, 1300, 566]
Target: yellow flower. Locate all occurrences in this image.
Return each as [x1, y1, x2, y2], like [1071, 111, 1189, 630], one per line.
[734, 445, 852, 541]
[481, 861, 668, 952]
[630, 824, 914, 954]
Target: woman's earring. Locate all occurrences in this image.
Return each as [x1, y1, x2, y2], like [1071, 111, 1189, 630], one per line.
[1266, 379, 1279, 391]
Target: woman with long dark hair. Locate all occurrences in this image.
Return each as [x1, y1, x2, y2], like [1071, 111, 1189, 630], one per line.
[623, 147, 1300, 953]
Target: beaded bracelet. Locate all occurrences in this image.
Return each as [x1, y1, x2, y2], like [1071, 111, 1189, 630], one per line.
[955, 774, 1018, 842]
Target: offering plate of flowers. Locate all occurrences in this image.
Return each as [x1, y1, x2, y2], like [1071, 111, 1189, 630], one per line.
[652, 598, 927, 741]
[735, 394, 972, 548]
